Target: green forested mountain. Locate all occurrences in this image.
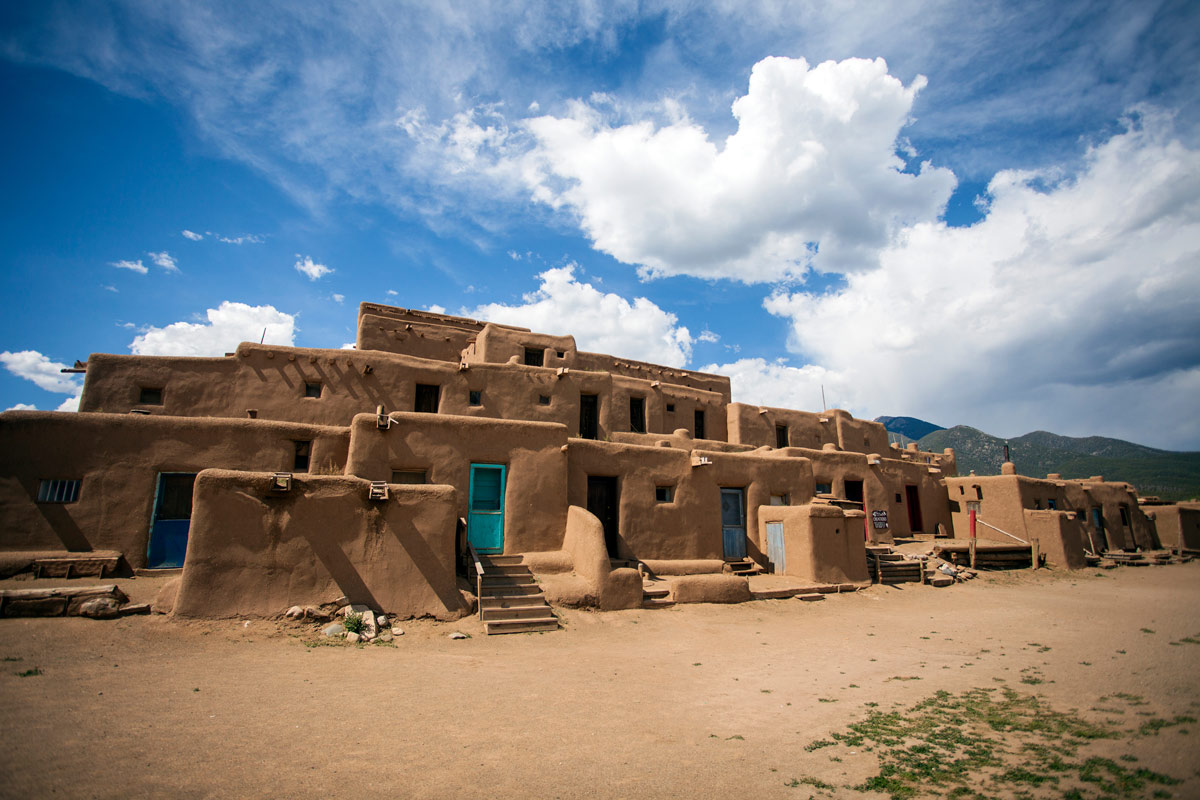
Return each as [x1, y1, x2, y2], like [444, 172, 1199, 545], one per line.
[916, 426, 1200, 501]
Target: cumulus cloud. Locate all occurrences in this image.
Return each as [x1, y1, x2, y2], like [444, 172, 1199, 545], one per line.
[520, 57, 956, 281]
[294, 255, 332, 281]
[181, 229, 204, 241]
[5, 403, 37, 411]
[746, 111, 1200, 448]
[148, 251, 179, 272]
[465, 266, 694, 367]
[332, 293, 345, 304]
[129, 301, 296, 356]
[697, 329, 720, 344]
[216, 233, 264, 244]
[0, 351, 84, 412]
[111, 259, 147, 274]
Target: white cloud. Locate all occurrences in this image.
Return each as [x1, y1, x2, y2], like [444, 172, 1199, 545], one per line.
[148, 251, 179, 272]
[129, 301, 297, 356]
[216, 233, 264, 245]
[5, 403, 37, 411]
[700, 357, 844, 414]
[341, 342, 356, 350]
[55, 390, 82, 413]
[756, 111, 1200, 449]
[332, 293, 345, 304]
[181, 229, 204, 241]
[465, 265, 694, 367]
[294, 255, 333, 281]
[426, 304, 447, 314]
[103, 285, 118, 293]
[386, 289, 398, 296]
[697, 329, 720, 344]
[111, 259, 147, 274]
[0, 351, 84, 395]
[520, 57, 956, 281]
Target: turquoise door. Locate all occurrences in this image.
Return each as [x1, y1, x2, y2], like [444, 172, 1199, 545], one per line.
[766, 521, 786, 573]
[721, 487, 747, 559]
[147, 473, 196, 569]
[468, 464, 506, 553]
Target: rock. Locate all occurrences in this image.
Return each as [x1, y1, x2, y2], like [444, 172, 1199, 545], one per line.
[285, 605, 304, 619]
[304, 605, 330, 621]
[321, 622, 345, 638]
[379, 633, 394, 643]
[346, 604, 377, 638]
[337, 605, 351, 617]
[345, 631, 361, 643]
[449, 631, 469, 640]
[118, 603, 151, 615]
[78, 597, 121, 619]
[390, 626, 404, 636]
[376, 614, 388, 628]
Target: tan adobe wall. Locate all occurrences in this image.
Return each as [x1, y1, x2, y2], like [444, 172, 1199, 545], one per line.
[1022, 509, 1087, 569]
[0, 411, 348, 567]
[356, 302, 496, 333]
[344, 412, 569, 555]
[728, 403, 841, 450]
[356, 313, 477, 362]
[1058, 479, 1158, 551]
[757, 503, 870, 585]
[609, 429, 755, 453]
[173, 470, 468, 619]
[1143, 505, 1200, 550]
[946, 475, 1052, 546]
[892, 442, 958, 477]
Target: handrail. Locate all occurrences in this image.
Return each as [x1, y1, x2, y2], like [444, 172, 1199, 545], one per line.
[976, 518, 1028, 545]
[466, 542, 485, 620]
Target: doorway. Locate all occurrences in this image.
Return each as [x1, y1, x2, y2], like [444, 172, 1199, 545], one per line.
[468, 464, 506, 553]
[587, 476, 619, 556]
[580, 394, 599, 439]
[721, 487, 747, 559]
[147, 473, 197, 569]
[904, 485, 924, 533]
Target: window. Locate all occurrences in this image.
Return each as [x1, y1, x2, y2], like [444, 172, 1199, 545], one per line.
[1047, 499, 1057, 510]
[959, 486, 965, 495]
[629, 397, 646, 433]
[655, 486, 674, 503]
[975, 486, 984, 500]
[392, 470, 427, 484]
[524, 347, 544, 367]
[1033, 499, 1042, 510]
[844, 480, 864, 503]
[304, 382, 322, 398]
[694, 409, 706, 439]
[415, 384, 440, 413]
[666, 403, 675, 413]
[538, 395, 551, 406]
[770, 494, 789, 506]
[1120, 504, 1131, 527]
[775, 425, 789, 448]
[138, 387, 163, 405]
[469, 390, 482, 406]
[37, 479, 80, 503]
[816, 482, 832, 495]
[556, 350, 566, 358]
[895, 493, 903, 503]
[294, 441, 311, 472]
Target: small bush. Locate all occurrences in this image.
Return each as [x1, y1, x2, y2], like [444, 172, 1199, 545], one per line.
[343, 610, 366, 635]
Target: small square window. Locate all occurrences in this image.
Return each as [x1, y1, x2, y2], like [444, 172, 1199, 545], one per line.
[538, 395, 551, 406]
[524, 347, 544, 367]
[139, 387, 163, 405]
[895, 493, 902, 503]
[1033, 499, 1042, 510]
[469, 390, 482, 406]
[665, 403, 675, 413]
[770, 494, 789, 506]
[959, 486, 965, 495]
[415, 384, 440, 413]
[655, 486, 674, 503]
[775, 425, 789, 448]
[304, 382, 322, 398]
[391, 470, 427, 484]
[975, 486, 983, 500]
[816, 482, 832, 495]
[293, 441, 311, 472]
[1047, 499, 1057, 510]
[556, 350, 566, 358]
[37, 479, 81, 503]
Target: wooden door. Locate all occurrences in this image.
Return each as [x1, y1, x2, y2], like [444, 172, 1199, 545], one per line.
[147, 473, 196, 569]
[587, 476, 619, 556]
[721, 487, 747, 559]
[468, 464, 506, 553]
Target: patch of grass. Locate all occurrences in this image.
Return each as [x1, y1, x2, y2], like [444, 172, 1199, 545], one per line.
[886, 676, 921, 682]
[15, 667, 41, 677]
[761, 689, 772, 694]
[818, 697, 838, 703]
[342, 610, 366, 635]
[1141, 628, 1156, 634]
[1138, 716, 1197, 737]
[726, 734, 744, 741]
[784, 776, 833, 790]
[2, 656, 22, 662]
[804, 739, 834, 752]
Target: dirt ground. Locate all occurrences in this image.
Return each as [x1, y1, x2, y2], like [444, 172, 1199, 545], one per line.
[1, 563, 1198, 800]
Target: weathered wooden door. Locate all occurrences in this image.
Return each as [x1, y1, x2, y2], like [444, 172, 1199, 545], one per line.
[587, 476, 619, 556]
[721, 487, 747, 559]
[147, 473, 196, 569]
[468, 464, 506, 553]
[766, 521, 786, 573]
[905, 485, 924, 533]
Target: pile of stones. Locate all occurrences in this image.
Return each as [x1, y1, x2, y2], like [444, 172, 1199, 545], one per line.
[295, 603, 405, 644]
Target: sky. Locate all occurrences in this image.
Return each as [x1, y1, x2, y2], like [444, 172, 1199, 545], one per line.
[1, 0, 1198, 450]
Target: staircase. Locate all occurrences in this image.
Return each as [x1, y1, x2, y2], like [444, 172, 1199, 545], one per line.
[641, 580, 674, 609]
[473, 553, 559, 635]
[866, 547, 923, 585]
[725, 558, 763, 577]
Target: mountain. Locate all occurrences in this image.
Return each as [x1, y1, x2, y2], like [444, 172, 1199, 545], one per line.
[874, 416, 945, 441]
[917, 426, 1200, 501]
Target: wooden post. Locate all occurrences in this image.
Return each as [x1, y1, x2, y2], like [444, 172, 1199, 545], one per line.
[1031, 538, 1040, 570]
[969, 508, 978, 570]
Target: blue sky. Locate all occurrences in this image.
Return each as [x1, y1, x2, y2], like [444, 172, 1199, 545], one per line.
[1, 1, 1198, 450]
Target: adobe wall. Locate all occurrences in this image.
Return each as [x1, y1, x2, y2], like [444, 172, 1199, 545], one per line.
[356, 313, 477, 362]
[1058, 479, 1158, 551]
[757, 503, 870, 585]
[1143, 505, 1200, 550]
[1022, 509, 1087, 569]
[81, 343, 728, 442]
[892, 442, 959, 477]
[344, 412, 569, 555]
[173, 470, 467, 619]
[0, 411, 348, 567]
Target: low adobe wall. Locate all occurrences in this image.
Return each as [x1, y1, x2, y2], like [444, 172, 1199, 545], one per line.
[1022, 509, 1087, 569]
[173, 470, 468, 619]
[758, 504, 870, 585]
[1143, 505, 1200, 550]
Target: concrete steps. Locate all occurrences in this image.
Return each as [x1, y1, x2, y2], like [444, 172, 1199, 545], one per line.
[642, 582, 674, 609]
[476, 555, 559, 635]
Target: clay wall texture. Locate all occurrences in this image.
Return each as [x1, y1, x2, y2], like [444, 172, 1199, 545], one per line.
[1143, 505, 1200, 550]
[757, 503, 870, 585]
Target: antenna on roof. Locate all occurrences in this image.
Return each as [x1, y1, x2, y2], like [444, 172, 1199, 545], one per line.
[260, 328, 267, 344]
[821, 384, 827, 411]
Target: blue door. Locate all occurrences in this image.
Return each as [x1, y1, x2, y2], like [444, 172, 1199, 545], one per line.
[468, 464, 506, 553]
[766, 521, 786, 573]
[147, 473, 196, 568]
[721, 487, 747, 559]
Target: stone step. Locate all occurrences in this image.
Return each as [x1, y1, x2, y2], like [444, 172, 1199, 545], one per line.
[481, 604, 554, 621]
[479, 583, 543, 598]
[797, 593, 825, 602]
[928, 576, 955, 588]
[480, 575, 539, 588]
[751, 588, 798, 600]
[482, 565, 533, 578]
[642, 598, 676, 609]
[642, 585, 670, 599]
[480, 592, 547, 608]
[479, 554, 525, 567]
[485, 616, 559, 635]
[873, 553, 907, 562]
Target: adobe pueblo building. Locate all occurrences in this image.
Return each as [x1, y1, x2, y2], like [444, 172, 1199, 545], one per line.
[0, 302, 1188, 632]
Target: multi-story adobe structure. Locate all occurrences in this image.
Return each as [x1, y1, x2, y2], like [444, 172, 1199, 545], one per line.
[0, 301, 1181, 625]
